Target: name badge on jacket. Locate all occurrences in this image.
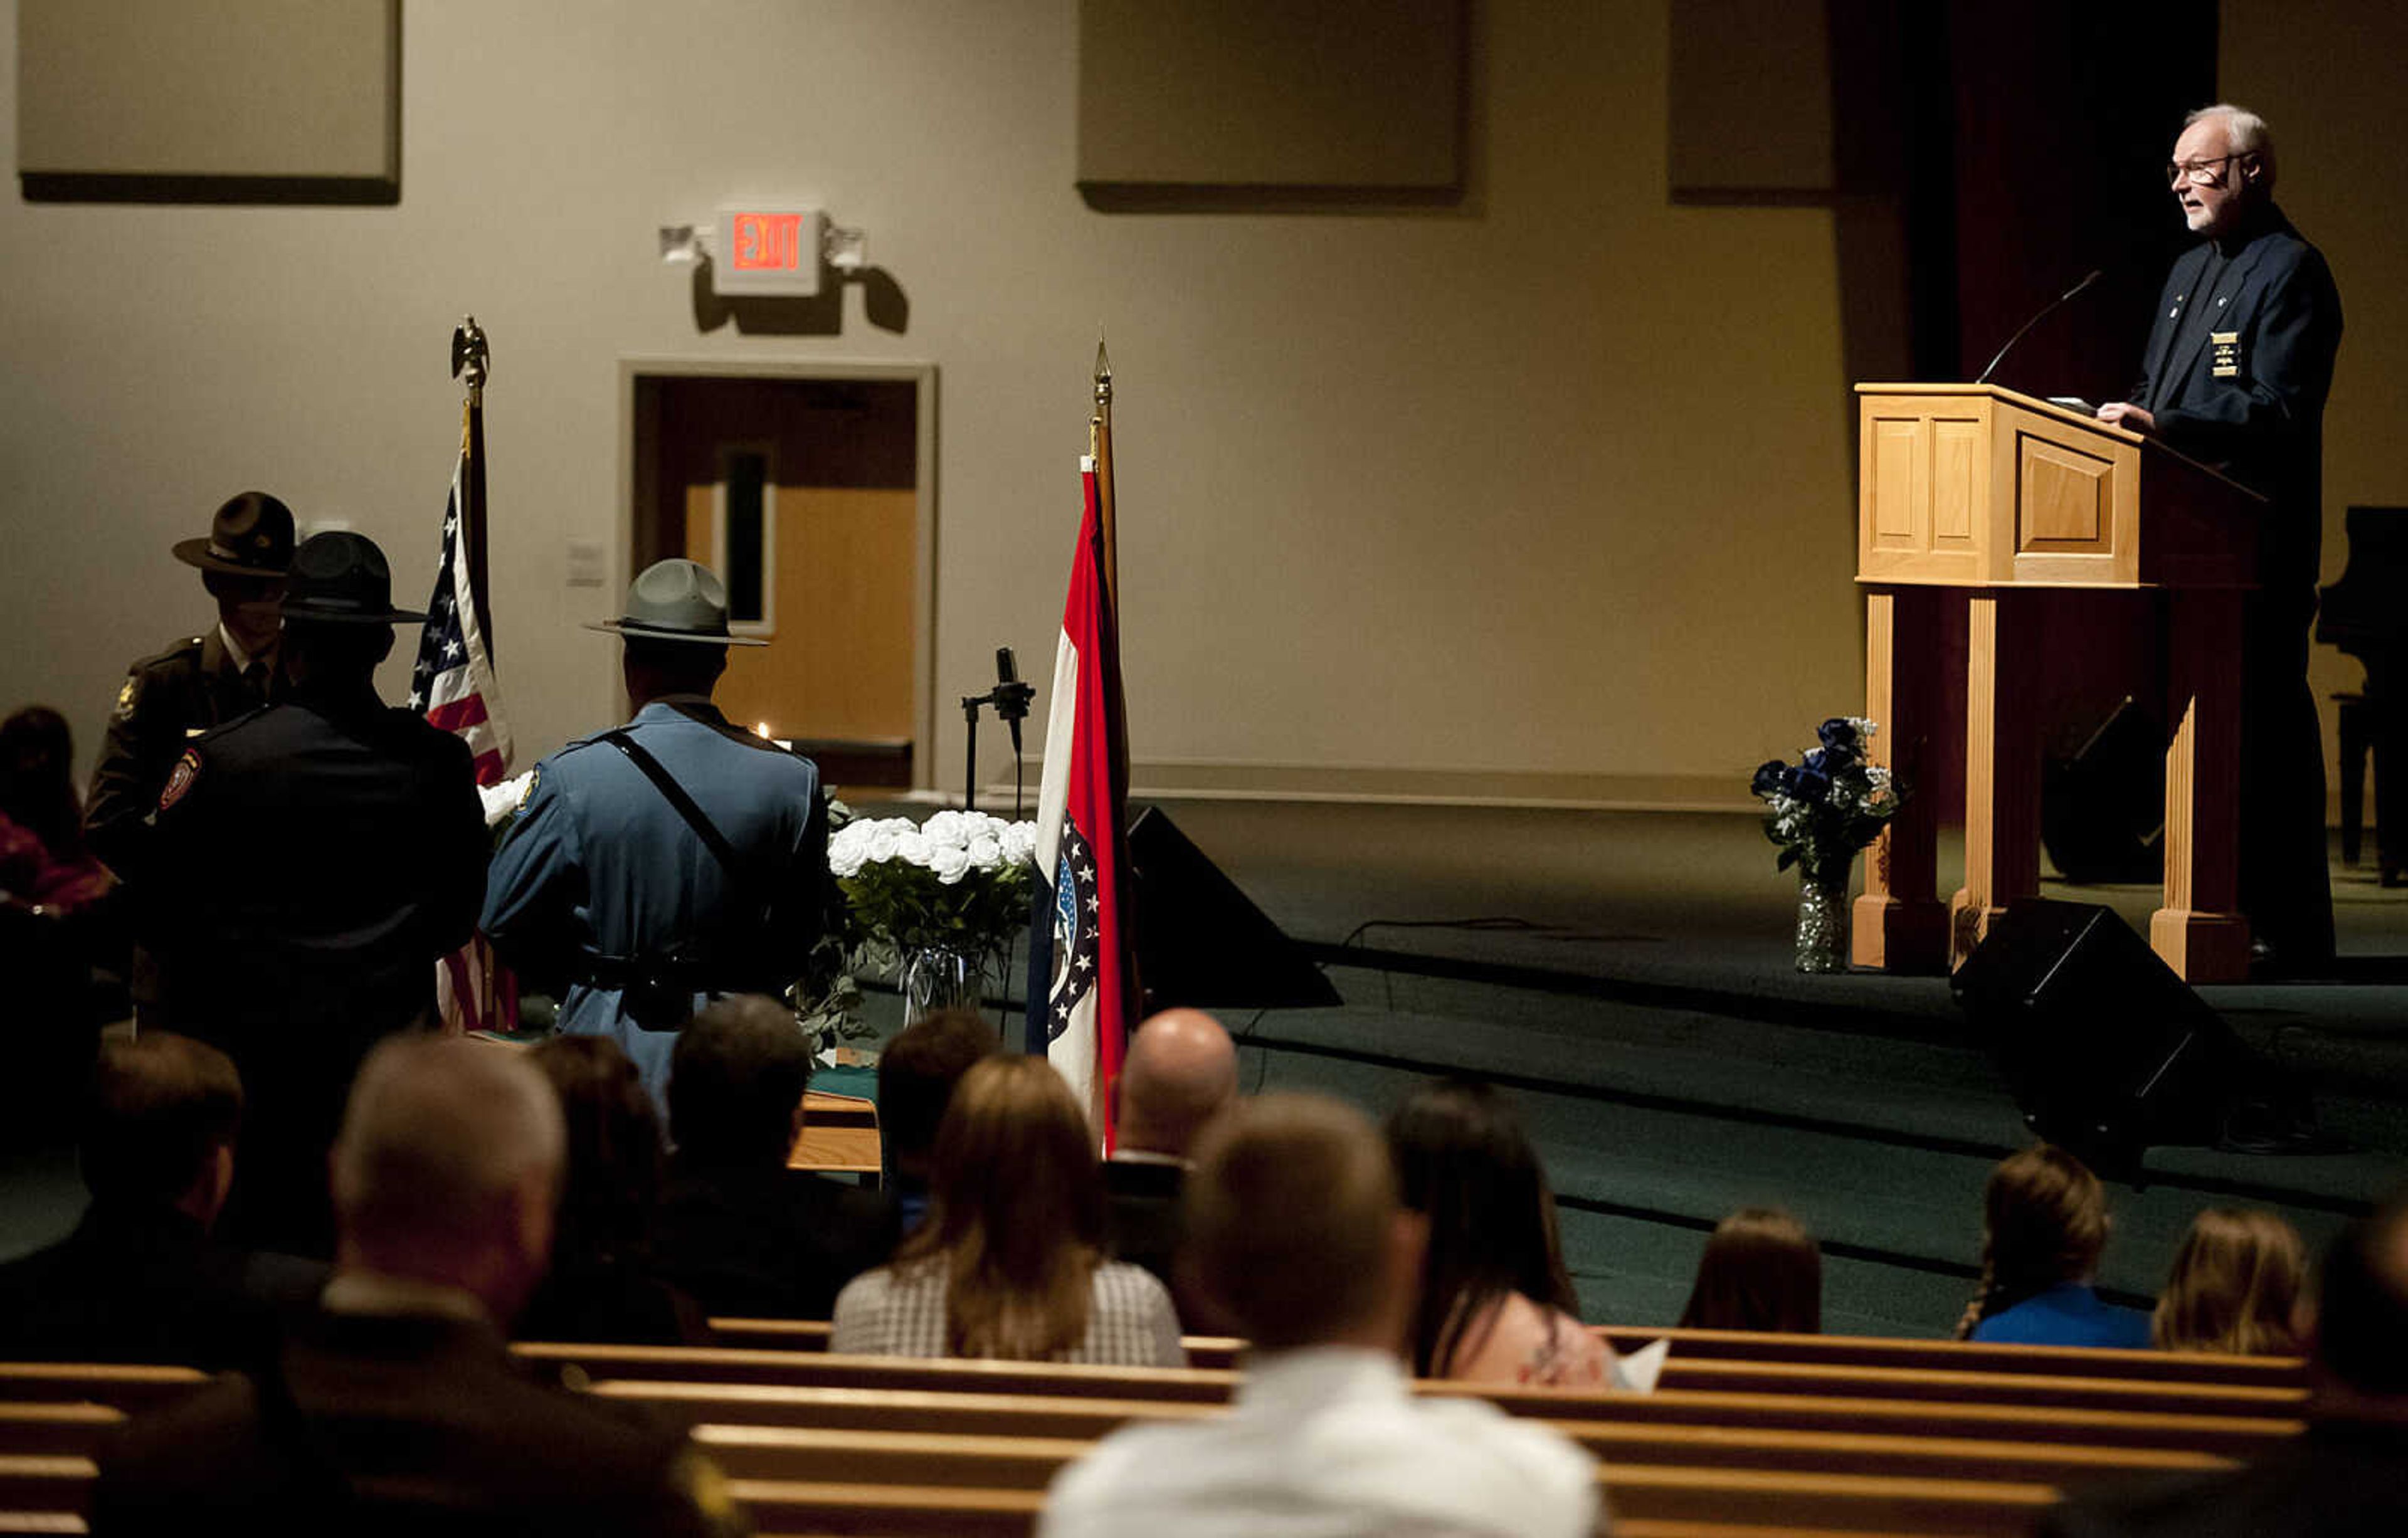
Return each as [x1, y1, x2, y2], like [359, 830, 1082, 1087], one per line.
[2211, 332, 2241, 379]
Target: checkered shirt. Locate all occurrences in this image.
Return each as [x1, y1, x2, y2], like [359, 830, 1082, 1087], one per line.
[830, 1258, 1185, 1366]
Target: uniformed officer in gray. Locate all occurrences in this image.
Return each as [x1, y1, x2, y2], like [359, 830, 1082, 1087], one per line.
[482, 559, 828, 1110]
[86, 491, 294, 1019]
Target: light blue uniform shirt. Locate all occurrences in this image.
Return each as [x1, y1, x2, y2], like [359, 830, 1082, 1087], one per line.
[482, 697, 826, 1109]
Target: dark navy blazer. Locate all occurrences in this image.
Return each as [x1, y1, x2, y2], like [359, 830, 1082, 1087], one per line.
[2130, 208, 2343, 599]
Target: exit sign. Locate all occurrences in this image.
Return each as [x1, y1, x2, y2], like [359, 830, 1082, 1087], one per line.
[714, 205, 827, 297]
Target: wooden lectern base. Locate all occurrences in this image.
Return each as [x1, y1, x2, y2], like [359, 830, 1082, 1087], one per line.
[1851, 893, 1949, 973]
[2148, 909, 2251, 984]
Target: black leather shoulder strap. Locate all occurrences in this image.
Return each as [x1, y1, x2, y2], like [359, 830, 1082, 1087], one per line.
[599, 729, 746, 879]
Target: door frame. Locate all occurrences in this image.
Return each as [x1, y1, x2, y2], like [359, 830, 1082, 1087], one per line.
[618, 356, 940, 791]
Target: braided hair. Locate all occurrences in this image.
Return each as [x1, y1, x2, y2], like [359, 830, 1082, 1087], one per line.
[1955, 1144, 2109, 1339]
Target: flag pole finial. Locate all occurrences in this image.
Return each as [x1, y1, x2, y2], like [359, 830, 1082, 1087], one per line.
[1094, 333, 1111, 408]
[451, 316, 490, 403]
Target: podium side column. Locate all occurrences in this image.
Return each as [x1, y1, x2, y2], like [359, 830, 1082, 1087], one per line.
[1853, 585, 1948, 971]
[1953, 589, 2042, 966]
[2152, 586, 2251, 981]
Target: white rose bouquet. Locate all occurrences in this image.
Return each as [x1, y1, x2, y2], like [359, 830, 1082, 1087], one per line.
[829, 809, 1040, 957]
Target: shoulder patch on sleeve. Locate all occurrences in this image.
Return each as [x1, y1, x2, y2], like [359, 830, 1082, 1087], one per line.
[114, 676, 138, 719]
[158, 748, 203, 811]
[519, 763, 542, 810]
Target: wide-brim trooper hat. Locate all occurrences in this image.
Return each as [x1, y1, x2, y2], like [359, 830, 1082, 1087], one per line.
[280, 530, 428, 625]
[586, 558, 766, 646]
[172, 490, 295, 577]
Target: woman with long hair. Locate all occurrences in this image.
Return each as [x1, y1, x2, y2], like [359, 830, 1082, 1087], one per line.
[1679, 1207, 1822, 1334]
[1384, 1078, 1615, 1388]
[1954, 1143, 2150, 1347]
[514, 1035, 702, 1344]
[832, 1054, 1181, 1364]
[2153, 1207, 2307, 1356]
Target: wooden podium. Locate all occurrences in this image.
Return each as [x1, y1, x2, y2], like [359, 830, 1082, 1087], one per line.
[1848, 384, 2266, 983]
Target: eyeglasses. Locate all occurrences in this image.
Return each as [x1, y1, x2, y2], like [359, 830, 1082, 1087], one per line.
[2166, 154, 2244, 187]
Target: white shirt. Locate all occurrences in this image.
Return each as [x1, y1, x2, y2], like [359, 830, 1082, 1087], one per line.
[1040, 1346, 1603, 1538]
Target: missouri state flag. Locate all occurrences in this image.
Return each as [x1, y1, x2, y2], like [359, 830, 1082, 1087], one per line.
[1025, 459, 1137, 1146]
[409, 403, 518, 1033]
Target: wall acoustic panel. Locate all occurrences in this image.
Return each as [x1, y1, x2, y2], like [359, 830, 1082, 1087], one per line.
[18, 0, 399, 203]
[1077, 0, 1467, 210]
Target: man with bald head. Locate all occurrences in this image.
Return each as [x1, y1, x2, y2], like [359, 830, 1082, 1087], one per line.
[1043, 1093, 1601, 1538]
[2099, 103, 2343, 974]
[1104, 1009, 1238, 1314]
[95, 1036, 742, 1537]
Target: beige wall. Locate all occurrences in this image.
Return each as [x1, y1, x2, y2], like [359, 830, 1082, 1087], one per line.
[2221, 5, 2408, 823]
[3, 1, 1861, 805]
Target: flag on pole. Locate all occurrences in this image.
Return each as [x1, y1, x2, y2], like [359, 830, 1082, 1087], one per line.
[1026, 460, 1136, 1146]
[410, 401, 518, 1032]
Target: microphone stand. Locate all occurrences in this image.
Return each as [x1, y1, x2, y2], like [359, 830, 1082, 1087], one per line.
[960, 677, 1036, 814]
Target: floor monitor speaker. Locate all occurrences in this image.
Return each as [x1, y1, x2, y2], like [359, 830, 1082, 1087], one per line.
[1125, 806, 1341, 1013]
[1953, 900, 2241, 1174]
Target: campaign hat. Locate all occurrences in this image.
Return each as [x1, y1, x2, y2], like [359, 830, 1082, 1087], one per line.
[586, 559, 765, 646]
[280, 531, 428, 625]
[172, 491, 295, 577]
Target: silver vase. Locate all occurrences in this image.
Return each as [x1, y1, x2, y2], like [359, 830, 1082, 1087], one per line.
[1793, 868, 1851, 974]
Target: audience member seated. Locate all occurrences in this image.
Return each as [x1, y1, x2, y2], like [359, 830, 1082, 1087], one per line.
[1955, 1143, 2150, 1347]
[92, 1035, 745, 1537]
[833, 1054, 1182, 1364]
[1, 705, 120, 1142]
[875, 1006, 998, 1233]
[1677, 1206, 1823, 1334]
[1105, 1008, 1237, 1320]
[0, 705, 115, 917]
[1041, 1092, 1603, 1538]
[1386, 1077, 1617, 1389]
[2152, 1206, 2306, 1356]
[656, 995, 897, 1319]
[0, 1031, 322, 1369]
[516, 1035, 705, 1344]
[2043, 1191, 2408, 1536]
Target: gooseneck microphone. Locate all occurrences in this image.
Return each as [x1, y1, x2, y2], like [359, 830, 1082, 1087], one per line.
[1973, 270, 2104, 387]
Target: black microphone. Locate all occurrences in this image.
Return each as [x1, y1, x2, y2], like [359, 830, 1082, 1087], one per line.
[992, 646, 1034, 758]
[1973, 269, 2104, 387]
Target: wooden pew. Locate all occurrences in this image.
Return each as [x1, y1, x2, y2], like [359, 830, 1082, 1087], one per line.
[695, 1317, 2303, 1391]
[1641, 1358, 2305, 1417]
[0, 1367, 206, 1415]
[522, 1340, 2303, 1423]
[600, 1375, 2298, 1460]
[730, 1477, 1042, 1537]
[0, 1458, 92, 1522]
[723, 1455, 2062, 1538]
[1601, 1327, 2305, 1388]
[702, 1319, 1249, 1371]
[1469, 1384, 2298, 1459]
[0, 1408, 120, 1461]
[690, 1414, 2227, 1491]
[596, 1382, 1219, 1440]
[514, 1344, 1237, 1404]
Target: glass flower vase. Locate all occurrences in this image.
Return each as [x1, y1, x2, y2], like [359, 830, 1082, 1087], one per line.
[899, 942, 985, 1025]
[1793, 866, 1852, 974]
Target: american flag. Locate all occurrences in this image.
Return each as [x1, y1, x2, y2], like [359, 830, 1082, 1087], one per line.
[412, 410, 517, 1033]
[407, 448, 511, 781]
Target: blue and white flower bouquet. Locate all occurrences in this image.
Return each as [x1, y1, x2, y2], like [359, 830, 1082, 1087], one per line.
[1750, 717, 1902, 884]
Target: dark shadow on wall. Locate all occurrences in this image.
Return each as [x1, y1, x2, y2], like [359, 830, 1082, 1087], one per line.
[689, 257, 911, 336]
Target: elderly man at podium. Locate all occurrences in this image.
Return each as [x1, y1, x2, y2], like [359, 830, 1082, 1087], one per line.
[2098, 103, 2343, 974]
